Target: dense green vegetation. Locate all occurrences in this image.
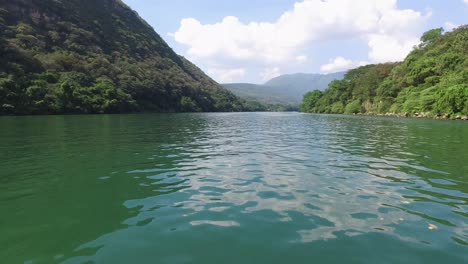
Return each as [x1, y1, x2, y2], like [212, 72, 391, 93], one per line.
[0, 0, 247, 115]
[301, 26, 468, 117]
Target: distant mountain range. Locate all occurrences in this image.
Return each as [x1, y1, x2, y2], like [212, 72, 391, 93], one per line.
[223, 72, 345, 105]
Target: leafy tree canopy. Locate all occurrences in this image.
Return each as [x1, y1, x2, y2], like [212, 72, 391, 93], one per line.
[302, 26, 468, 117]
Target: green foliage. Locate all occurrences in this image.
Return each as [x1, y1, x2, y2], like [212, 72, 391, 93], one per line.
[420, 28, 444, 45]
[0, 0, 245, 115]
[301, 63, 396, 114]
[434, 85, 468, 116]
[180, 96, 201, 112]
[330, 102, 344, 113]
[301, 25, 468, 117]
[301, 90, 323, 112]
[345, 100, 362, 114]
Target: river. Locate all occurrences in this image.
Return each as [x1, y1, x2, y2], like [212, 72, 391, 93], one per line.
[1, 113, 467, 263]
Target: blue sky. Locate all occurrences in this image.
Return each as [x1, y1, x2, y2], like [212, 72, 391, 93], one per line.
[124, 0, 467, 84]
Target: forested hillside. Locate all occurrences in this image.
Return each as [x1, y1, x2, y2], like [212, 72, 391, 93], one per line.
[0, 0, 245, 114]
[301, 26, 468, 118]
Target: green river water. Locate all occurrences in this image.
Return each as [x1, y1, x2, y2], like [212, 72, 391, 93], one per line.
[0, 113, 467, 263]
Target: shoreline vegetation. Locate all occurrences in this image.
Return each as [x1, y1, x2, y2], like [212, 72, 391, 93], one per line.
[301, 26, 468, 121]
[352, 112, 468, 121]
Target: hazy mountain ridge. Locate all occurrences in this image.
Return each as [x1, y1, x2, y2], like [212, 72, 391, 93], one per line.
[265, 72, 346, 95]
[222, 83, 297, 105]
[223, 72, 345, 105]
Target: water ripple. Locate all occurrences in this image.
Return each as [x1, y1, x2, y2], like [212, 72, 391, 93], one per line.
[1, 113, 467, 263]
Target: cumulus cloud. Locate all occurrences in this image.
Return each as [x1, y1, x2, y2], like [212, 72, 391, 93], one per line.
[367, 34, 420, 62]
[173, 0, 429, 81]
[320, 57, 368, 73]
[207, 67, 246, 83]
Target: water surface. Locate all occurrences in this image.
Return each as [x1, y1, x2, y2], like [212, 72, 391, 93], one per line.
[1, 113, 467, 263]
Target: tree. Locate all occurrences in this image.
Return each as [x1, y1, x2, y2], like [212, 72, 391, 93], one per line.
[301, 90, 323, 113]
[345, 100, 362, 114]
[180, 96, 201, 112]
[420, 28, 444, 46]
[434, 85, 468, 116]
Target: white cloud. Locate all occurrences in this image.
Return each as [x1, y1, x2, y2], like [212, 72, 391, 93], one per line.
[207, 67, 246, 83]
[321, 57, 355, 73]
[367, 34, 419, 62]
[295, 55, 308, 63]
[444, 21, 459, 31]
[320, 57, 368, 73]
[260, 67, 281, 81]
[173, 0, 429, 81]
[464, 0, 468, 5]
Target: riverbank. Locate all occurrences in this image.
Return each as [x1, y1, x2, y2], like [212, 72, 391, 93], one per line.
[353, 112, 468, 121]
